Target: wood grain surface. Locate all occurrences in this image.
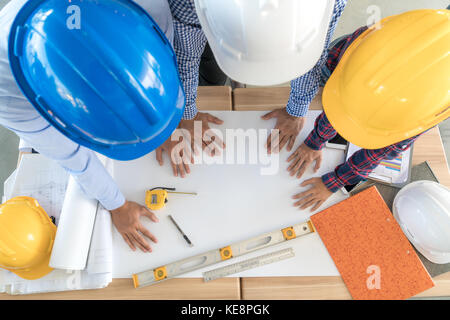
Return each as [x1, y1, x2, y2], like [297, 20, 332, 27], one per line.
[0, 278, 240, 300]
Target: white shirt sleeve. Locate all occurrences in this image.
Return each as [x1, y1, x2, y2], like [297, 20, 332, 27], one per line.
[0, 0, 126, 210]
[0, 0, 175, 210]
[133, 0, 174, 44]
[15, 122, 126, 210]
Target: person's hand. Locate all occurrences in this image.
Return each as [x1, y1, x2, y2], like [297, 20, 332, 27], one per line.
[156, 129, 193, 178]
[178, 112, 225, 156]
[261, 109, 305, 154]
[287, 143, 322, 178]
[292, 178, 332, 211]
[156, 112, 225, 177]
[110, 200, 159, 252]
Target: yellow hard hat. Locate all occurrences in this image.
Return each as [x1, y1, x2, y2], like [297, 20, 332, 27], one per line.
[0, 196, 56, 280]
[323, 9, 450, 149]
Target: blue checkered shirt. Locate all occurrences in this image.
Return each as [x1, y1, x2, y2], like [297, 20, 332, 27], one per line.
[168, 0, 348, 119]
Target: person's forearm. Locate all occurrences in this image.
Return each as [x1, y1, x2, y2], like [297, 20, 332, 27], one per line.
[321, 162, 366, 193]
[16, 125, 125, 210]
[304, 112, 337, 150]
[286, 0, 347, 118]
[286, 69, 320, 118]
[322, 147, 392, 193]
[171, 8, 207, 120]
[321, 140, 416, 193]
[67, 150, 126, 210]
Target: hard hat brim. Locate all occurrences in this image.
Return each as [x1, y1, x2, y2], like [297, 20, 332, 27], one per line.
[393, 181, 450, 264]
[213, 51, 321, 86]
[0, 197, 56, 281]
[6, 255, 54, 280]
[8, 0, 185, 161]
[84, 86, 184, 161]
[322, 37, 414, 150]
[322, 70, 395, 149]
[195, 0, 336, 86]
[321, 26, 382, 149]
[322, 10, 450, 150]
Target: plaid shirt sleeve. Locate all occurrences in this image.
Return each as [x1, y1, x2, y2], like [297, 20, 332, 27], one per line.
[304, 112, 421, 193]
[322, 136, 420, 192]
[286, 0, 347, 118]
[304, 112, 337, 150]
[168, 0, 207, 120]
[325, 26, 368, 72]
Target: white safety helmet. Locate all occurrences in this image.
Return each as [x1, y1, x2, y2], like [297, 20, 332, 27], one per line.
[393, 181, 450, 264]
[194, 0, 336, 86]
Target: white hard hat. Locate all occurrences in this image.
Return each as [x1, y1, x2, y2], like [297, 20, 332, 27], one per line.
[194, 0, 336, 86]
[393, 181, 450, 264]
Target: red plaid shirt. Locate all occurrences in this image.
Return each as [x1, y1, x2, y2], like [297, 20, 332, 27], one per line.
[304, 27, 421, 192]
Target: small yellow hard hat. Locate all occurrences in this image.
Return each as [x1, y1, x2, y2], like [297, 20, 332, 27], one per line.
[0, 196, 56, 280]
[323, 9, 450, 149]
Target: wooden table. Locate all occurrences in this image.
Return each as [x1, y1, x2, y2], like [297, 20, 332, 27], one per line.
[3, 86, 449, 300]
[234, 87, 450, 299]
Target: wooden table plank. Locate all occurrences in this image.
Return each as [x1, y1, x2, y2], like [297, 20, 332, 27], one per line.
[233, 87, 323, 111]
[235, 87, 450, 300]
[242, 271, 450, 300]
[1, 86, 240, 300]
[0, 278, 239, 300]
[412, 127, 450, 187]
[197, 86, 232, 111]
[242, 277, 352, 300]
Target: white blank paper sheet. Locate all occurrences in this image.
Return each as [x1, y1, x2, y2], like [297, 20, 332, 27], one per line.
[112, 111, 346, 278]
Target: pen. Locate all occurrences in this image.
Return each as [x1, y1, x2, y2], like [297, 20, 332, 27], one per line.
[168, 214, 193, 247]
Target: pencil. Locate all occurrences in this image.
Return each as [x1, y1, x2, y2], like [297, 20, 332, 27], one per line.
[168, 214, 193, 247]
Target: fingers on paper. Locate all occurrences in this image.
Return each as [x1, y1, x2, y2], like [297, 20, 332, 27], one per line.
[314, 156, 322, 172]
[275, 135, 289, 153]
[139, 225, 158, 244]
[156, 148, 163, 165]
[207, 114, 224, 125]
[266, 129, 280, 154]
[287, 135, 296, 152]
[261, 110, 278, 120]
[142, 207, 159, 223]
[122, 234, 136, 251]
[296, 162, 309, 179]
[131, 231, 151, 253]
[311, 200, 324, 212]
[301, 178, 316, 187]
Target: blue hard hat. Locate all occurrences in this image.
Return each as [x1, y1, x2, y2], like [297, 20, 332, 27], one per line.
[8, 0, 185, 161]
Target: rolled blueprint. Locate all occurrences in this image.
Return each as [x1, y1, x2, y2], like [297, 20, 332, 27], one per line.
[50, 176, 98, 270]
[86, 207, 113, 274]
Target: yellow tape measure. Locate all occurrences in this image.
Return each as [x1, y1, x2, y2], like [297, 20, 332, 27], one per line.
[145, 187, 197, 210]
